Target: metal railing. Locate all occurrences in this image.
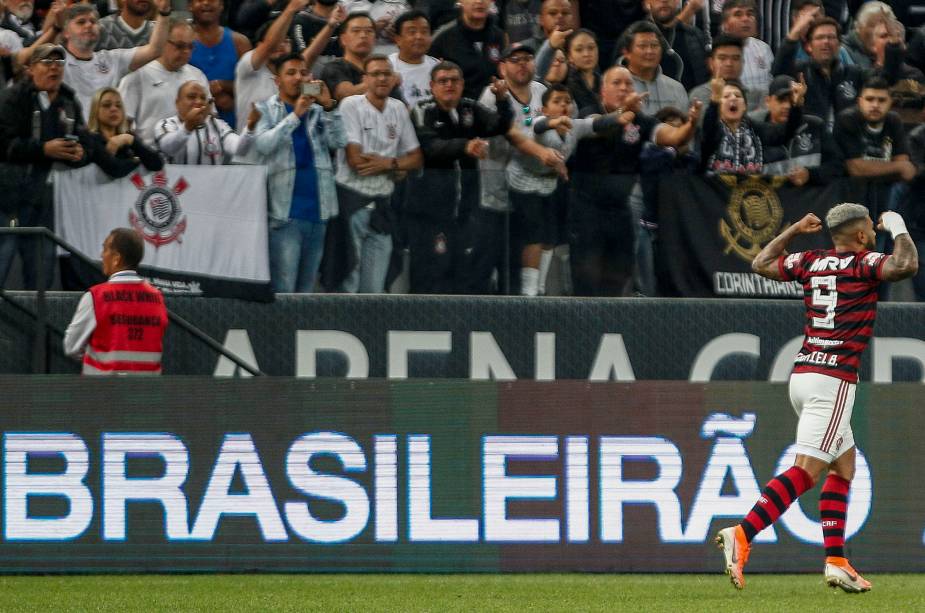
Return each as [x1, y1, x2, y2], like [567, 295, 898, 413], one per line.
[0, 226, 264, 376]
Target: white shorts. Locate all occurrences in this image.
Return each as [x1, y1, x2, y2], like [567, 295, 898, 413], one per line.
[788, 372, 856, 462]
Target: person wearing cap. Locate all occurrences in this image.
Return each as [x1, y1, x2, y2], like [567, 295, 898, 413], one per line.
[117, 18, 209, 146]
[0, 43, 127, 289]
[688, 35, 764, 116]
[476, 41, 563, 295]
[61, 1, 171, 122]
[749, 73, 842, 186]
[0, 0, 67, 85]
[429, 0, 506, 100]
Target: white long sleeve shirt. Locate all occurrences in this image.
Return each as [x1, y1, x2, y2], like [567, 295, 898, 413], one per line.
[154, 114, 255, 164]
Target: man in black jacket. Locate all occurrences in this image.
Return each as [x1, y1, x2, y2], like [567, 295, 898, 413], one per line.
[429, 0, 506, 100]
[0, 43, 124, 289]
[570, 65, 699, 296]
[772, 14, 901, 129]
[406, 61, 513, 294]
[645, 0, 709, 91]
[0, 44, 85, 289]
[749, 73, 842, 186]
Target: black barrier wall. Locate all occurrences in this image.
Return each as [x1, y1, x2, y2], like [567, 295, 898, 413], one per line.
[0, 377, 921, 573]
[2, 294, 924, 381]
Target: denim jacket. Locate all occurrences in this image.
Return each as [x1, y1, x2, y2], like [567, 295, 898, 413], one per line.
[254, 95, 347, 222]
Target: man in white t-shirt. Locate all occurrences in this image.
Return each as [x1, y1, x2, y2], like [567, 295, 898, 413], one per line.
[336, 54, 422, 293]
[61, 2, 170, 121]
[387, 9, 437, 109]
[118, 19, 208, 145]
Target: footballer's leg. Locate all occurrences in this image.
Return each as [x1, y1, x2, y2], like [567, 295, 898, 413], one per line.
[822, 446, 871, 593]
[716, 374, 829, 590]
[716, 462, 816, 589]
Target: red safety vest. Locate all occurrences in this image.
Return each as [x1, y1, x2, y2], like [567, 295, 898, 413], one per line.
[83, 280, 168, 375]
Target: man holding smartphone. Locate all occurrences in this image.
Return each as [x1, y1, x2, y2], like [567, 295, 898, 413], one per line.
[154, 80, 259, 164]
[0, 44, 86, 289]
[253, 52, 346, 294]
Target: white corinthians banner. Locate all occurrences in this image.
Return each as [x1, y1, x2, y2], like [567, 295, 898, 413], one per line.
[54, 164, 271, 300]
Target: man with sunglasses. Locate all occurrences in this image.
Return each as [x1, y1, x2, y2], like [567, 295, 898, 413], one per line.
[476, 42, 562, 294]
[118, 19, 209, 146]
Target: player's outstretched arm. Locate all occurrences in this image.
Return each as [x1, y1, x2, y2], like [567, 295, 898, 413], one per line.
[752, 213, 822, 280]
[879, 212, 920, 281]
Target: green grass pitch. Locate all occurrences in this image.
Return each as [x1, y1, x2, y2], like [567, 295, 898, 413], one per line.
[0, 574, 923, 612]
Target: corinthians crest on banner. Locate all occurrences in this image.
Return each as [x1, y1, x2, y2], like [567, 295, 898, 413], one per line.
[129, 170, 189, 248]
[718, 175, 790, 262]
[53, 164, 272, 301]
[657, 175, 882, 298]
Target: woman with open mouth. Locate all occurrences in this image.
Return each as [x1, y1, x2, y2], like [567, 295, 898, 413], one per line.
[700, 75, 806, 175]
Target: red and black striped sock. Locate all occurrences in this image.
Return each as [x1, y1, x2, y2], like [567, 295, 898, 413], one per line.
[741, 466, 814, 542]
[820, 474, 850, 558]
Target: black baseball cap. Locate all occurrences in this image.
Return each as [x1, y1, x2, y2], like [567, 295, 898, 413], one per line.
[769, 74, 795, 98]
[502, 42, 535, 60]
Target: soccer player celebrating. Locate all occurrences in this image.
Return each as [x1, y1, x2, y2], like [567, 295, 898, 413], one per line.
[717, 204, 918, 593]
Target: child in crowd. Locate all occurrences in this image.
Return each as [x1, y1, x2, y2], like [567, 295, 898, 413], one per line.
[506, 83, 625, 296]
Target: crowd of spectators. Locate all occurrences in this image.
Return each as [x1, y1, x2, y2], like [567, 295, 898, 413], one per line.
[1, 0, 925, 298]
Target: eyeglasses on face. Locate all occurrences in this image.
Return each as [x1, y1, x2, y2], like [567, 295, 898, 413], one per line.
[36, 58, 65, 66]
[505, 55, 533, 65]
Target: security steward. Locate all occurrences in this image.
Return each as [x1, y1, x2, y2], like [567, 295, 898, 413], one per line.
[64, 228, 168, 375]
[406, 60, 513, 294]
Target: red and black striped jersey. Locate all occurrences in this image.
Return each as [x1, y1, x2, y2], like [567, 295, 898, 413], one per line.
[777, 248, 889, 382]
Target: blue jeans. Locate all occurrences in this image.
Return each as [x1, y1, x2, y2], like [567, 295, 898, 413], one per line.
[341, 207, 392, 293]
[268, 218, 327, 293]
